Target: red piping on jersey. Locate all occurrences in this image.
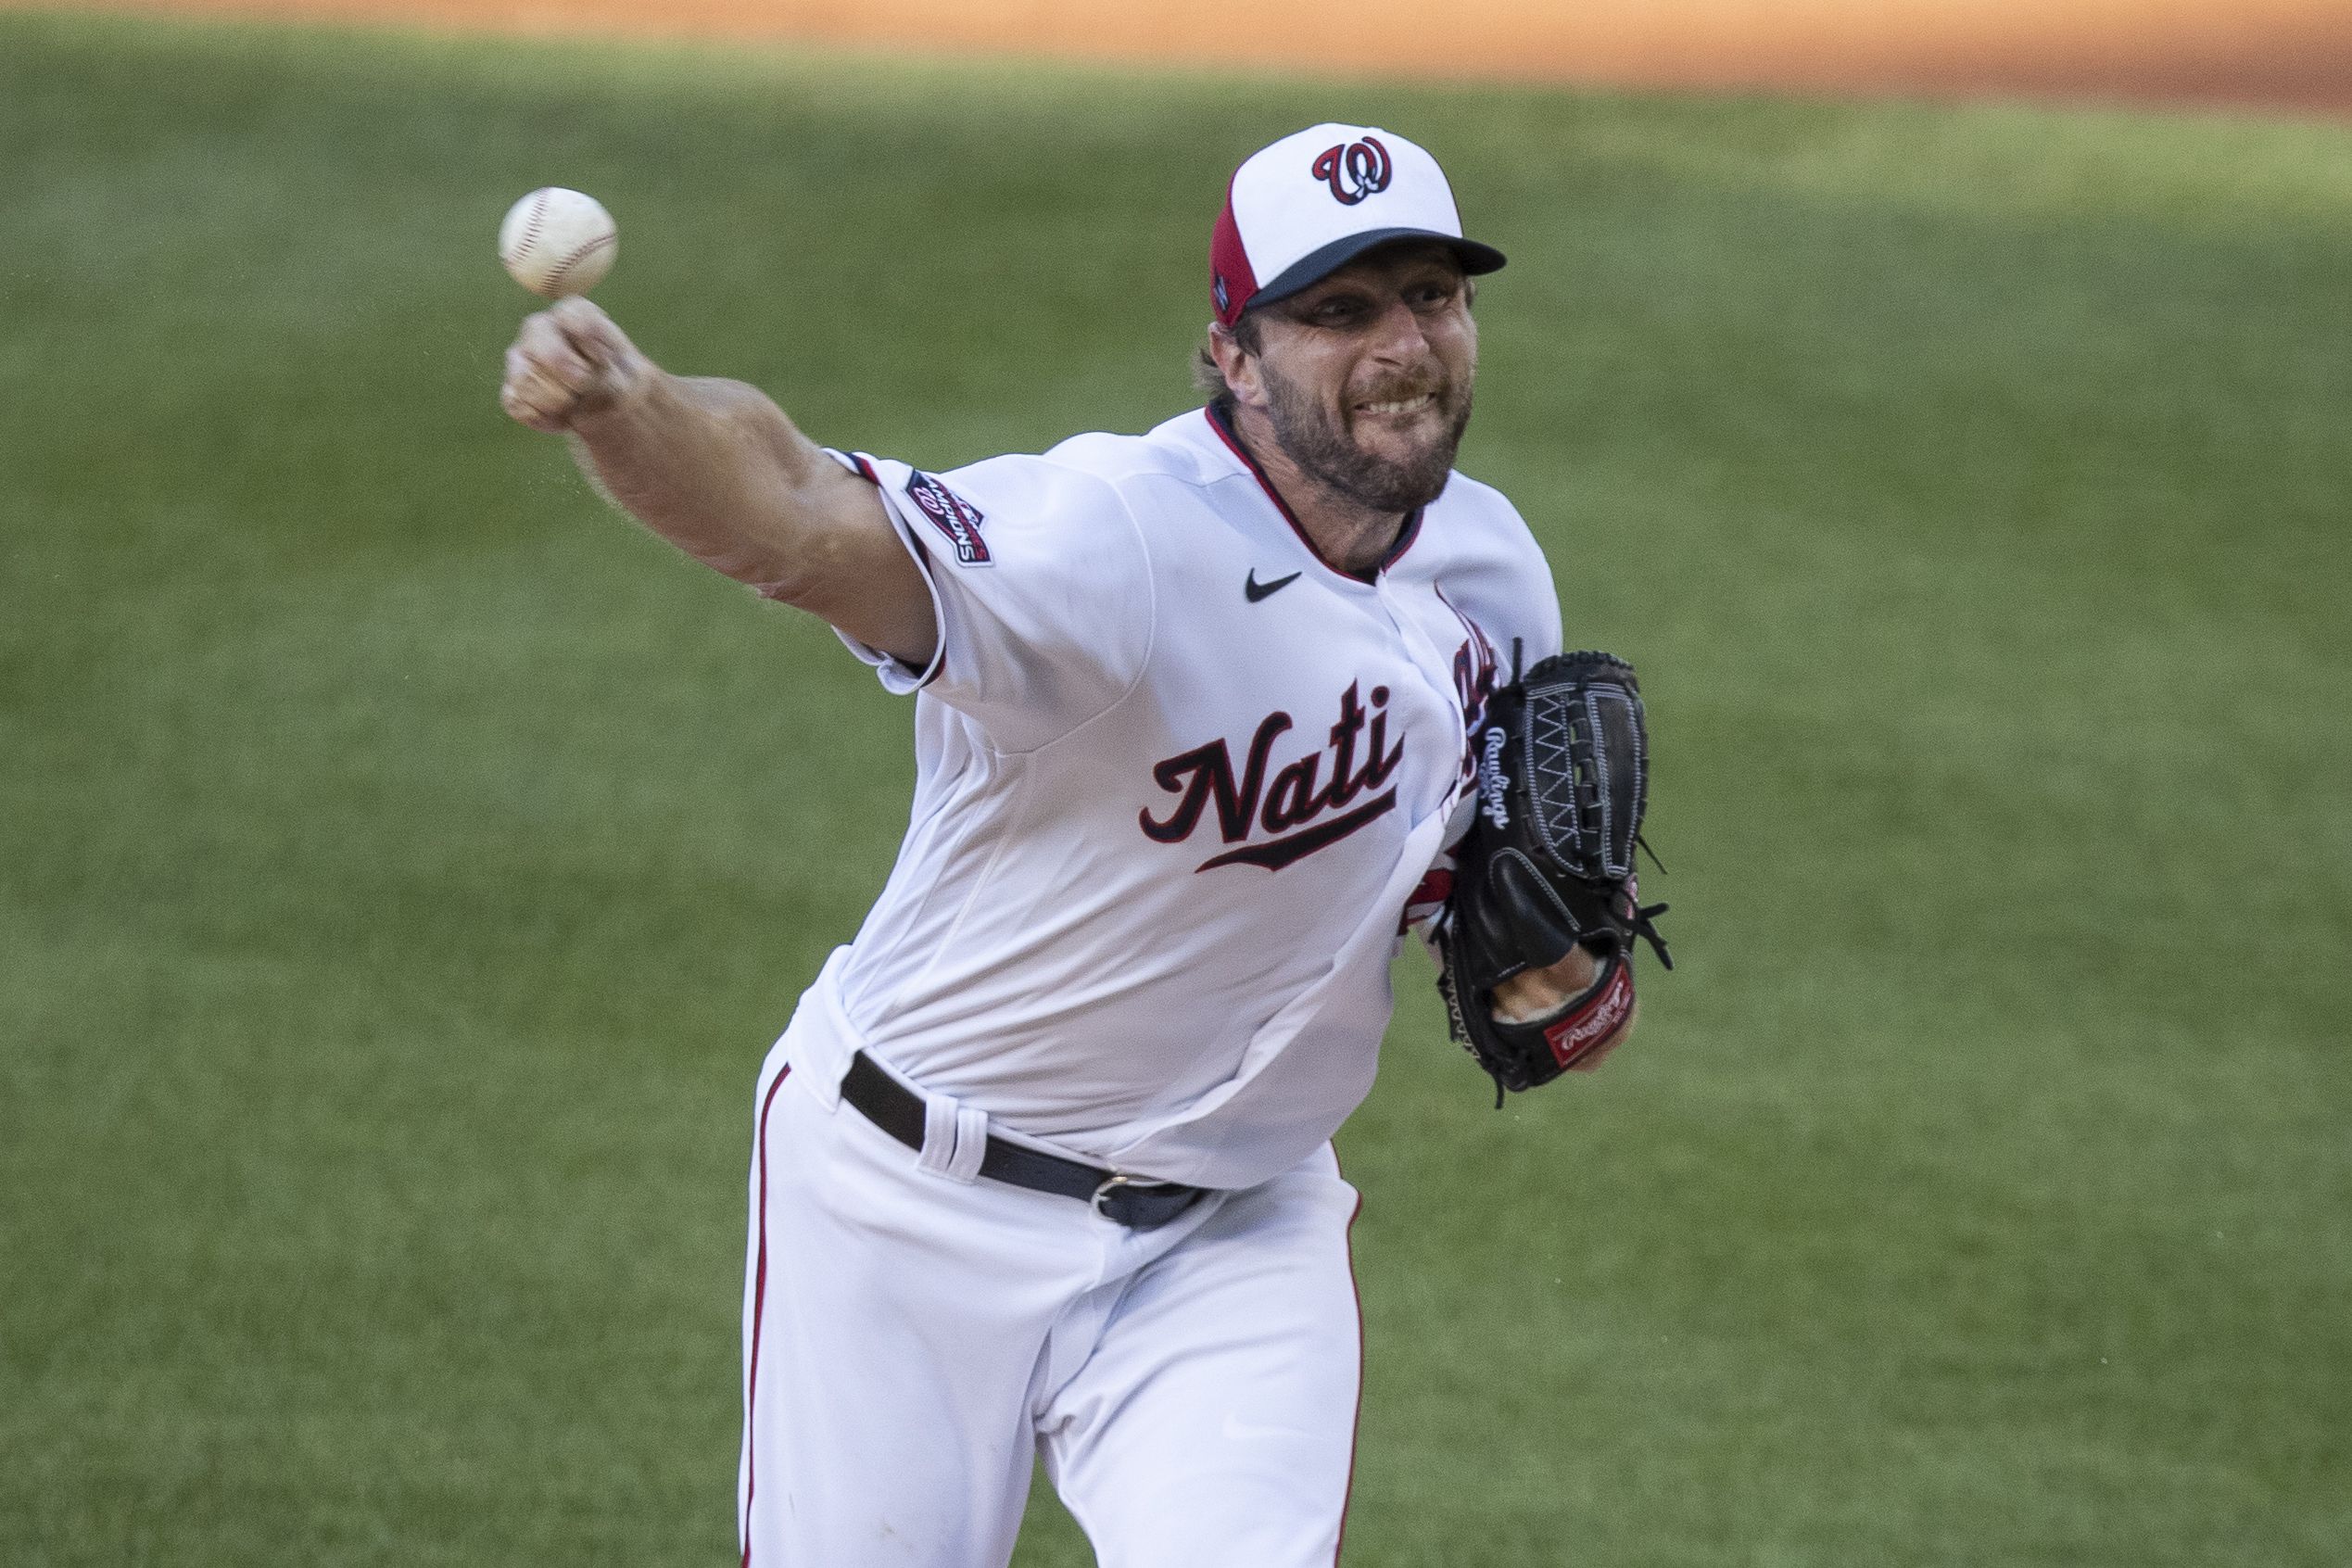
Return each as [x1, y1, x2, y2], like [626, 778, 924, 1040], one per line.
[740, 1064, 792, 1568]
[1202, 404, 1423, 585]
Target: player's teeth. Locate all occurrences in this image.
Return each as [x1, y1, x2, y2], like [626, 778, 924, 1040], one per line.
[1361, 394, 1433, 414]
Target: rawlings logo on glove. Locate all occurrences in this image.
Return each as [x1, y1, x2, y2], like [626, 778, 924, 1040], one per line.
[1433, 650, 1672, 1102]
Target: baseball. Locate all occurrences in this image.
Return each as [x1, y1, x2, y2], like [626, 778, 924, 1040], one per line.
[498, 187, 617, 297]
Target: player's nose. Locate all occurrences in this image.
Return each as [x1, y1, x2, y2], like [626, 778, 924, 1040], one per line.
[1362, 295, 1438, 368]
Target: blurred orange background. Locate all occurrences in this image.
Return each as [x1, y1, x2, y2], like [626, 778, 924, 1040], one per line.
[29, 0, 2352, 111]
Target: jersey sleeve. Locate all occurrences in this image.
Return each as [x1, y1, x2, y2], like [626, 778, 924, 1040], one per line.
[823, 449, 1155, 753]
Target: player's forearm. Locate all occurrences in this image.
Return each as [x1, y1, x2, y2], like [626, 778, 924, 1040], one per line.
[566, 373, 844, 591]
[502, 299, 936, 663]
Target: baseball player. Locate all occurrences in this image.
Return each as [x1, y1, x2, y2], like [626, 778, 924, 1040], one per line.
[499, 122, 1636, 1567]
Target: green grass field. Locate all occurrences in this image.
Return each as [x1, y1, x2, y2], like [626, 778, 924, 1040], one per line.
[4, 11, 2348, 1564]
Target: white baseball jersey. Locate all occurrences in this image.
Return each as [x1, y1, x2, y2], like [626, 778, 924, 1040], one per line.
[777, 405, 1562, 1192]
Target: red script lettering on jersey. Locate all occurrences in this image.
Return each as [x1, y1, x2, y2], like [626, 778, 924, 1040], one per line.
[1139, 681, 1404, 872]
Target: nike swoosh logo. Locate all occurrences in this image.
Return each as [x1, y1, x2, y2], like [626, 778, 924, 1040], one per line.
[1245, 569, 1301, 602]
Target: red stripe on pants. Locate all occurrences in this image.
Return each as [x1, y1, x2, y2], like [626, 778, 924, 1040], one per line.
[1332, 1183, 1366, 1564]
[741, 1065, 791, 1567]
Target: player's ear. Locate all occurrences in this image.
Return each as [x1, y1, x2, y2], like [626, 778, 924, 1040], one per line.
[1207, 322, 1265, 408]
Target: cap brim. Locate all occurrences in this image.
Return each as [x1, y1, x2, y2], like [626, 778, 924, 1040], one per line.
[1248, 228, 1507, 311]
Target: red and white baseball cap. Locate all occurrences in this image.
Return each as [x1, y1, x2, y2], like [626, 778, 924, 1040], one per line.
[1209, 122, 1506, 327]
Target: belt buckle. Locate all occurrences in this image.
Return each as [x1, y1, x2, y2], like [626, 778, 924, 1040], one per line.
[1093, 1171, 1190, 1227]
[1092, 1172, 1144, 1220]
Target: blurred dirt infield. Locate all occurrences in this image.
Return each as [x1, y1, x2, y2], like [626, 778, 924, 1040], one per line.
[27, 0, 2352, 112]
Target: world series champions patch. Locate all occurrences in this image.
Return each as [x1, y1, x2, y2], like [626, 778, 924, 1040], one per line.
[904, 473, 992, 566]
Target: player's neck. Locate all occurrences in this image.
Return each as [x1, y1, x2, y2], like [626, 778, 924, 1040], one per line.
[1223, 402, 1411, 579]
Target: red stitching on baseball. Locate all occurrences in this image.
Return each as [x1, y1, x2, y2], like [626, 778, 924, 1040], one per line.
[545, 231, 614, 291]
[514, 190, 549, 262]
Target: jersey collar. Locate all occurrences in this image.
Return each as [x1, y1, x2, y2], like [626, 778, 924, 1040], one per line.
[1199, 403, 1424, 586]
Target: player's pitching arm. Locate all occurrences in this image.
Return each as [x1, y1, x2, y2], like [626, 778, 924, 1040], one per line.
[499, 298, 936, 668]
[501, 303, 1614, 1044]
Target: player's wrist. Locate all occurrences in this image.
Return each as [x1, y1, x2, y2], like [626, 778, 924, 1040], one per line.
[562, 357, 665, 442]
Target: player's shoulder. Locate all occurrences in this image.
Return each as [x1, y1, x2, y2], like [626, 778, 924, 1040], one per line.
[931, 448, 1128, 516]
[1413, 468, 1561, 641]
[1035, 411, 1236, 495]
[835, 438, 1141, 596]
[1433, 466, 1526, 527]
[1424, 468, 1549, 572]
[888, 443, 1139, 562]
[917, 412, 1234, 550]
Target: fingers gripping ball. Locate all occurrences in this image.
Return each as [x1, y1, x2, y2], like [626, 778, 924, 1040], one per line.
[499, 188, 617, 298]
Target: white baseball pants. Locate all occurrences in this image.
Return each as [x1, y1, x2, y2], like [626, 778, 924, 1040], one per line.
[737, 1048, 1366, 1567]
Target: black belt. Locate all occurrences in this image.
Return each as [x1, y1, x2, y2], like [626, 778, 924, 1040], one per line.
[840, 1051, 1208, 1230]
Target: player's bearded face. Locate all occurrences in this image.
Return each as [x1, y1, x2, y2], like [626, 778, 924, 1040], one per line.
[1258, 354, 1473, 513]
[1250, 252, 1479, 513]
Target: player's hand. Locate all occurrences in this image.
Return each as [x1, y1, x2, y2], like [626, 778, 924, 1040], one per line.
[499, 297, 648, 435]
[1491, 943, 1601, 1025]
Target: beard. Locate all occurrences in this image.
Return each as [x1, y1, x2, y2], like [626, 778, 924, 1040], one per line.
[1258, 360, 1473, 513]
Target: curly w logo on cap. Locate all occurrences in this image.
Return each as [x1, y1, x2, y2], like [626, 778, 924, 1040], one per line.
[1312, 135, 1393, 205]
[1207, 122, 1506, 327]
